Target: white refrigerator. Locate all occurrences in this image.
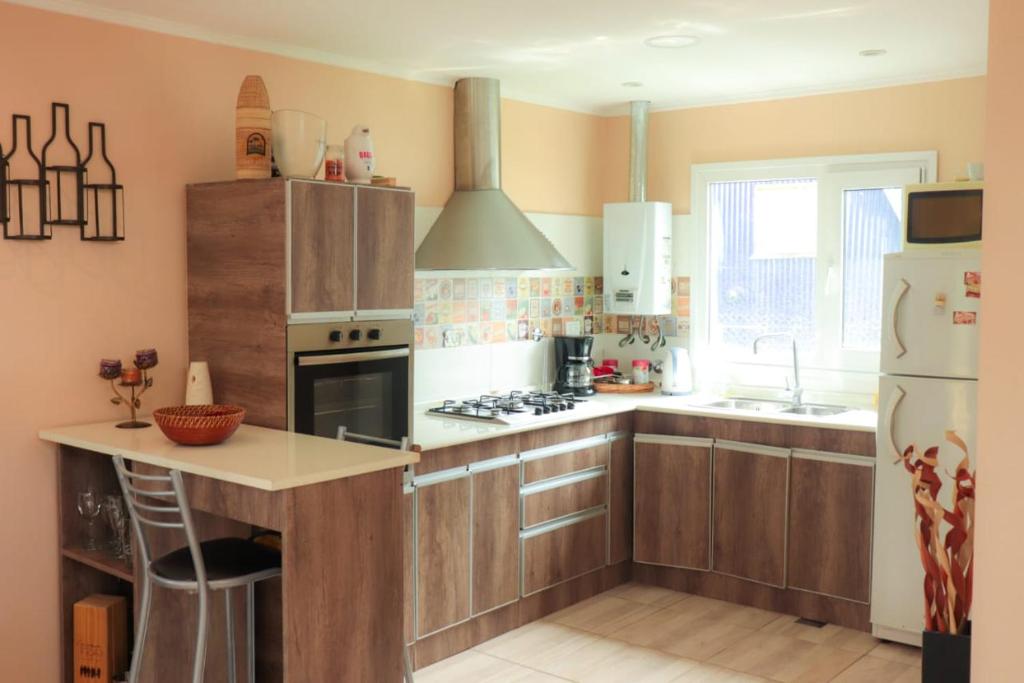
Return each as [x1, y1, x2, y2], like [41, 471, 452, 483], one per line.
[871, 250, 980, 645]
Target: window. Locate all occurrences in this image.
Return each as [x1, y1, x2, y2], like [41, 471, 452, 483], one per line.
[709, 178, 818, 355]
[841, 188, 903, 350]
[692, 152, 935, 376]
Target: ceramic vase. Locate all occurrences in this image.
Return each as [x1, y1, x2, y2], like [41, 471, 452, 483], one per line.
[185, 361, 214, 405]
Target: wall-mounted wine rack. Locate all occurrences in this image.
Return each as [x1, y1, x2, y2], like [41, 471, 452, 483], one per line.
[1, 102, 126, 242]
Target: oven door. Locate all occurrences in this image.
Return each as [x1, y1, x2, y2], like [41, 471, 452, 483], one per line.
[292, 346, 410, 446]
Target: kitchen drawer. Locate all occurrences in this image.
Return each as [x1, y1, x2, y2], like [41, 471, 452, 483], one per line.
[521, 435, 610, 484]
[521, 509, 607, 596]
[521, 467, 608, 528]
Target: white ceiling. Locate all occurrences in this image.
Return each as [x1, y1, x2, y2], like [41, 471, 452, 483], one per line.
[18, 0, 988, 114]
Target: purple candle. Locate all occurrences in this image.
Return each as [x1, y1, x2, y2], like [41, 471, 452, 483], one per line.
[99, 358, 123, 380]
[135, 348, 159, 370]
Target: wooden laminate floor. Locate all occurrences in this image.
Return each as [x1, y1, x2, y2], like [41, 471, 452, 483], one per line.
[417, 583, 921, 683]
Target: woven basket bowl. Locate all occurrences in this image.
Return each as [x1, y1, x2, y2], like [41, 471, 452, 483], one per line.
[153, 405, 246, 446]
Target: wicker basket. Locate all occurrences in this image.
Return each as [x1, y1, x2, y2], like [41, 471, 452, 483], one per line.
[153, 405, 246, 446]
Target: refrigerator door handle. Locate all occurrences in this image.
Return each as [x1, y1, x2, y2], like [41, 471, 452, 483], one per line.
[889, 278, 911, 359]
[883, 384, 907, 462]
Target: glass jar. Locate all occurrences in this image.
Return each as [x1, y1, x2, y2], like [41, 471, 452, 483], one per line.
[324, 144, 345, 182]
[632, 359, 650, 385]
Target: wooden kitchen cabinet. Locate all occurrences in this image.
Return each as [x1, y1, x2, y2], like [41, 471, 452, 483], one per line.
[521, 468, 607, 528]
[787, 451, 874, 603]
[608, 432, 634, 565]
[633, 435, 713, 570]
[470, 457, 520, 615]
[712, 440, 791, 587]
[290, 181, 355, 315]
[355, 186, 415, 313]
[521, 434, 610, 484]
[415, 471, 471, 636]
[521, 511, 607, 596]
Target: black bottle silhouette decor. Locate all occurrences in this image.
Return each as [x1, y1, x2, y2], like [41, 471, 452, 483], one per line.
[41, 102, 85, 232]
[81, 121, 125, 241]
[2, 113, 50, 240]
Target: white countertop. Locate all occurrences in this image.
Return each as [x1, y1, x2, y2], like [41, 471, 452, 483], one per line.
[40, 419, 418, 491]
[413, 393, 877, 451]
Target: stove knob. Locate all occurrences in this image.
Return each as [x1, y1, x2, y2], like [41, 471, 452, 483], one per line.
[567, 402, 575, 409]
[543, 406, 552, 414]
[349, 329, 362, 341]
[329, 330, 343, 343]
[559, 404, 567, 411]
[368, 328, 382, 340]
[534, 407, 543, 416]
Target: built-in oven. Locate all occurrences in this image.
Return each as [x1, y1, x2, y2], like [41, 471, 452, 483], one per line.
[287, 320, 413, 448]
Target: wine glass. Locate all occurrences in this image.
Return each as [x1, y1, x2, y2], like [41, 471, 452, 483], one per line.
[76, 490, 103, 551]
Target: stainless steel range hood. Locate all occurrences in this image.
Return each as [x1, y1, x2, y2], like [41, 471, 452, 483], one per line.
[415, 78, 572, 271]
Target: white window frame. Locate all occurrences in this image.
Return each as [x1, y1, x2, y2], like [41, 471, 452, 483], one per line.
[690, 151, 937, 388]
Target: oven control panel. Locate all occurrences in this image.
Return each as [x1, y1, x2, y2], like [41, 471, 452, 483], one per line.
[288, 319, 413, 352]
[327, 326, 384, 343]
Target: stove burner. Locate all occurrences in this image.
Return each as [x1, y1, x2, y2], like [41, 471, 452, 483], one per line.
[427, 391, 586, 422]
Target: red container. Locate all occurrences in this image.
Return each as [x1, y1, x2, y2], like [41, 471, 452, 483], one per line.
[153, 405, 246, 446]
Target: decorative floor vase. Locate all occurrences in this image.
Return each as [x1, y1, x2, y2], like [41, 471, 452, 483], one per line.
[922, 622, 971, 683]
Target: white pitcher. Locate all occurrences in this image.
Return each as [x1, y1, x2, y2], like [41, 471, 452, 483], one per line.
[344, 125, 375, 183]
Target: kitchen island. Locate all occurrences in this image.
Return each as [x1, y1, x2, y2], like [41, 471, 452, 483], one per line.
[40, 419, 418, 682]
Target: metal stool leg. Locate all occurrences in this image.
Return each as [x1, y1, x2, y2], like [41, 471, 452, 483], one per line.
[247, 582, 256, 683]
[226, 588, 238, 683]
[127, 575, 153, 683]
[193, 586, 210, 683]
[403, 643, 415, 682]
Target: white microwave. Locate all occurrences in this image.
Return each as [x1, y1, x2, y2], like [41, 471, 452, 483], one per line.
[903, 181, 983, 248]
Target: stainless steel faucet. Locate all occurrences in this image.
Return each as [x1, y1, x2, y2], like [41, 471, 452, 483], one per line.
[752, 333, 803, 407]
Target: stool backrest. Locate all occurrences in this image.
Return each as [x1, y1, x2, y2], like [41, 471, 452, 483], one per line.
[112, 456, 208, 585]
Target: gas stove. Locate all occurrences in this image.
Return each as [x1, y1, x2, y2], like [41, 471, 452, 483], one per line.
[426, 390, 590, 424]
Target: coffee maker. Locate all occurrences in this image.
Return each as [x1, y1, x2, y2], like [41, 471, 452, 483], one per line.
[553, 335, 595, 396]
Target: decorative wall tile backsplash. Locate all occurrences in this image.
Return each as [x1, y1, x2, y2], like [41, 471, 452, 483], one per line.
[414, 275, 691, 349]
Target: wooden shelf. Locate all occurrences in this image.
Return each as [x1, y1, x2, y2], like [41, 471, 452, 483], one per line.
[62, 546, 134, 583]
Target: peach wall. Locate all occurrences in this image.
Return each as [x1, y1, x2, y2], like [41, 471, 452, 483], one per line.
[0, 3, 604, 678]
[973, 1, 1022, 679]
[502, 99, 606, 216]
[600, 77, 988, 212]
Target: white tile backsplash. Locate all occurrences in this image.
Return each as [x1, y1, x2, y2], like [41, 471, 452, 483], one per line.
[414, 339, 555, 403]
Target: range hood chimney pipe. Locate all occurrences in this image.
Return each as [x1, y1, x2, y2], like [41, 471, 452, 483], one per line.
[414, 77, 572, 271]
[629, 100, 650, 203]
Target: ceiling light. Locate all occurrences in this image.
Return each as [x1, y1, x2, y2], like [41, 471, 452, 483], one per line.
[644, 34, 700, 49]
[622, 81, 644, 88]
[859, 48, 887, 57]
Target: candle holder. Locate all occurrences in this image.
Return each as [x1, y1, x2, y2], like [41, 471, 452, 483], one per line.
[98, 349, 158, 428]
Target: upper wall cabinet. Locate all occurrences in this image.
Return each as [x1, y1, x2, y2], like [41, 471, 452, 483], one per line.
[355, 186, 415, 315]
[291, 182, 356, 315]
[187, 178, 415, 324]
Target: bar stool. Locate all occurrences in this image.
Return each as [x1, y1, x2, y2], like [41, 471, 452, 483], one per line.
[335, 428, 416, 682]
[113, 456, 282, 683]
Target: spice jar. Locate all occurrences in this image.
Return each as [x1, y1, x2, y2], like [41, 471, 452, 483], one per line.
[632, 359, 650, 385]
[325, 144, 345, 182]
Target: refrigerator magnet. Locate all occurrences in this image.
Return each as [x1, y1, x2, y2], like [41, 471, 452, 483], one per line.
[965, 271, 981, 299]
[953, 311, 978, 325]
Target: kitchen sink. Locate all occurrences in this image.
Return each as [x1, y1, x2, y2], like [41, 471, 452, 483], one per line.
[780, 404, 849, 416]
[697, 398, 790, 412]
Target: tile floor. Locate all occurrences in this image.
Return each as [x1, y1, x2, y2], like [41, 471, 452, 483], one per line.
[417, 583, 921, 682]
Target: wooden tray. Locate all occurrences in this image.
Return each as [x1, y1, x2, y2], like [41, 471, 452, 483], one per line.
[593, 381, 656, 394]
